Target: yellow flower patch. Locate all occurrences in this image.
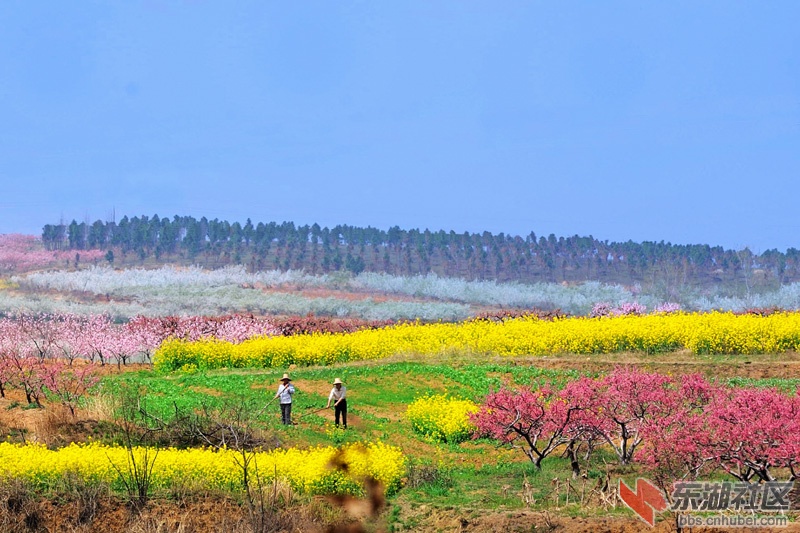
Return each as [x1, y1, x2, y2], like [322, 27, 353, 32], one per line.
[405, 395, 478, 443]
[0, 441, 406, 496]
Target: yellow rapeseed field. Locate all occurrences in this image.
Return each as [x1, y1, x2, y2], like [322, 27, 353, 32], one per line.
[0, 441, 406, 495]
[154, 312, 800, 371]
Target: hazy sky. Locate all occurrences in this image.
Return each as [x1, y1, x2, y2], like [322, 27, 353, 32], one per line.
[1, 1, 798, 252]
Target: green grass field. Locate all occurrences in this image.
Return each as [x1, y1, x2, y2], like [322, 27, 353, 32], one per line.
[95, 354, 800, 530]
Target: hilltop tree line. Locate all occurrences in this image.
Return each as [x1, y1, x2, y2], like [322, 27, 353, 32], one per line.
[41, 215, 800, 289]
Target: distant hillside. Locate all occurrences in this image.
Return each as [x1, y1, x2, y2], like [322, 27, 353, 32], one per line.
[41, 215, 800, 295]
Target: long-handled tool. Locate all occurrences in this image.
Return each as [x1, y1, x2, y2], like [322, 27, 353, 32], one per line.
[256, 395, 280, 417]
[294, 405, 332, 422]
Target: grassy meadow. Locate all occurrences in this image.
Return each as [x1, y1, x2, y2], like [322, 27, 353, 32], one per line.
[88, 353, 799, 531]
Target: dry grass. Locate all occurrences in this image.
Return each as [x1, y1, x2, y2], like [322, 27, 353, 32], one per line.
[0, 388, 120, 447]
[0, 481, 351, 533]
[81, 391, 120, 421]
[32, 404, 73, 445]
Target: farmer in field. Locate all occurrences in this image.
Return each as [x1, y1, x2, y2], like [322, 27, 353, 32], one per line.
[275, 373, 295, 425]
[326, 377, 347, 429]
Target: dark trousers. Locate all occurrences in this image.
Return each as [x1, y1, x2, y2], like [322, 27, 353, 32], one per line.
[280, 403, 292, 425]
[335, 399, 347, 428]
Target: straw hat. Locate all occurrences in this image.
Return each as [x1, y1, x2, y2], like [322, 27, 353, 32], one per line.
[333, 378, 343, 385]
[279, 373, 292, 382]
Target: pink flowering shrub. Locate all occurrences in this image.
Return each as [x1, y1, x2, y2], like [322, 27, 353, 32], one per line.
[590, 302, 646, 317]
[613, 302, 647, 316]
[653, 302, 682, 314]
[590, 302, 613, 318]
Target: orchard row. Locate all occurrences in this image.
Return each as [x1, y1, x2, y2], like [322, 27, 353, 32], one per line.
[472, 368, 800, 484]
[0, 313, 393, 368]
[404, 369, 799, 485]
[0, 234, 105, 272]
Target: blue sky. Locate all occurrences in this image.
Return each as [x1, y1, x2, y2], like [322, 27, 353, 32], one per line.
[1, 1, 798, 252]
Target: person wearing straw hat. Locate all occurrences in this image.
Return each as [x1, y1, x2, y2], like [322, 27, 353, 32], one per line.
[275, 373, 295, 425]
[326, 377, 347, 429]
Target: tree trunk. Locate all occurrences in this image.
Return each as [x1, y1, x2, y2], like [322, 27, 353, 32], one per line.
[566, 440, 581, 479]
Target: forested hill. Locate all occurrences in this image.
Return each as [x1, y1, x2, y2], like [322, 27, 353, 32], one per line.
[41, 215, 800, 289]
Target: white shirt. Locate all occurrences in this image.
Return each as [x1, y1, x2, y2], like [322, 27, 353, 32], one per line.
[328, 386, 347, 403]
[276, 383, 295, 404]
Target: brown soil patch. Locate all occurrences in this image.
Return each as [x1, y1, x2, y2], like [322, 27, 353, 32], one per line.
[0, 389, 47, 440]
[0, 388, 116, 446]
[249, 380, 274, 393]
[299, 379, 339, 399]
[0, 491, 356, 533]
[187, 385, 224, 397]
[3, 491, 797, 532]
[85, 361, 152, 377]
[390, 505, 800, 532]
